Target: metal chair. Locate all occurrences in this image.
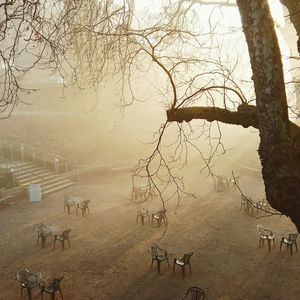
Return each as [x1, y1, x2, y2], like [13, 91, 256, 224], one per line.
[41, 276, 63, 300]
[35, 223, 45, 245]
[181, 287, 205, 300]
[16, 269, 39, 300]
[151, 209, 166, 227]
[280, 233, 298, 255]
[136, 206, 150, 225]
[53, 229, 71, 250]
[76, 199, 91, 216]
[257, 224, 276, 251]
[63, 195, 76, 215]
[148, 244, 169, 274]
[173, 252, 193, 278]
[35, 223, 53, 248]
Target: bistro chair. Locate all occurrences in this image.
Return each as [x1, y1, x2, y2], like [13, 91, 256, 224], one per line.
[151, 209, 167, 227]
[173, 252, 193, 278]
[181, 286, 205, 300]
[63, 195, 76, 215]
[136, 206, 150, 225]
[76, 199, 91, 216]
[257, 224, 276, 251]
[41, 276, 64, 300]
[16, 269, 39, 300]
[148, 244, 169, 274]
[35, 223, 53, 248]
[53, 229, 71, 250]
[280, 233, 298, 255]
[35, 223, 45, 245]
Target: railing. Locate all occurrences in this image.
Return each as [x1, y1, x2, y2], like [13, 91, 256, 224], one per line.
[0, 140, 71, 175]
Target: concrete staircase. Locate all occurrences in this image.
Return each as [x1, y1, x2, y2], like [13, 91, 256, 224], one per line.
[13, 162, 74, 195]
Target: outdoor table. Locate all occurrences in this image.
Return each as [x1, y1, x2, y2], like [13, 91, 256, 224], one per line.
[66, 196, 87, 215]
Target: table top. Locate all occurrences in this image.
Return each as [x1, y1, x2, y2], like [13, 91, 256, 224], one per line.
[67, 196, 87, 204]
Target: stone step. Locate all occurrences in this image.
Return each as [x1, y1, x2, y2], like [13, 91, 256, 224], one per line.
[16, 169, 53, 181]
[15, 166, 44, 176]
[20, 175, 66, 186]
[43, 181, 75, 195]
[13, 162, 74, 196]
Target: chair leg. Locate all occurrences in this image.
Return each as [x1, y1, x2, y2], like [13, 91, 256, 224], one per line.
[41, 236, 46, 248]
[62, 240, 65, 250]
[188, 262, 192, 273]
[151, 259, 154, 270]
[267, 239, 271, 251]
[67, 238, 71, 248]
[41, 290, 44, 300]
[59, 288, 63, 299]
[157, 261, 161, 274]
[27, 287, 32, 300]
[295, 242, 298, 252]
[172, 260, 176, 275]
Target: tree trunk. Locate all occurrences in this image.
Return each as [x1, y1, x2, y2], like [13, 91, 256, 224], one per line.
[280, 0, 300, 51]
[237, 0, 300, 231]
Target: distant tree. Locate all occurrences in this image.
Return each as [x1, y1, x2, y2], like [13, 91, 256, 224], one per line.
[1, 0, 300, 230]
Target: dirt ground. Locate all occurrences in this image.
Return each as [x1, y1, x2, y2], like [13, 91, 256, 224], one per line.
[0, 169, 299, 300]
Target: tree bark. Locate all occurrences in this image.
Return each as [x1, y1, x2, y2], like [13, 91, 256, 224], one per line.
[280, 0, 300, 51]
[236, 0, 300, 231]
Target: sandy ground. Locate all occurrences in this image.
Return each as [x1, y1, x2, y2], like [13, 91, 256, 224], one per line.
[0, 169, 300, 300]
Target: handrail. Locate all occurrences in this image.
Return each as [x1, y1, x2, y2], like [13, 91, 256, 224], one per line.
[0, 139, 71, 175]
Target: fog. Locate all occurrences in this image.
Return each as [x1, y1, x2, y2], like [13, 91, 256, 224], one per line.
[1, 1, 300, 299]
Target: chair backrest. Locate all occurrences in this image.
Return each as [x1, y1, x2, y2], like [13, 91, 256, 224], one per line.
[48, 276, 64, 291]
[81, 199, 90, 208]
[182, 252, 193, 264]
[149, 244, 159, 257]
[62, 229, 71, 239]
[257, 225, 264, 234]
[183, 287, 205, 300]
[16, 269, 30, 284]
[288, 233, 298, 242]
[35, 223, 45, 233]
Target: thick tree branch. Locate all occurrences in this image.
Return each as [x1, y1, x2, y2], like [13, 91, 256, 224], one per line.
[166, 105, 300, 151]
[166, 106, 258, 128]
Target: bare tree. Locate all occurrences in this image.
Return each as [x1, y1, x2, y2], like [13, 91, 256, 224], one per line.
[2, 1, 300, 230]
